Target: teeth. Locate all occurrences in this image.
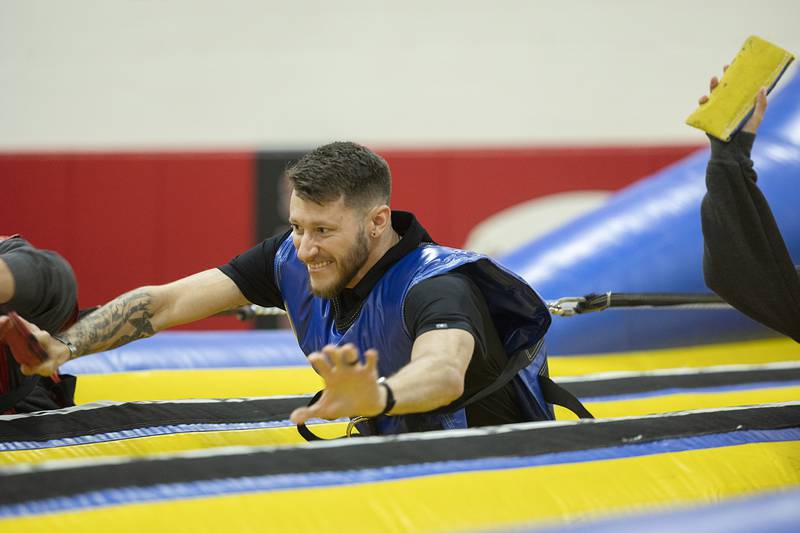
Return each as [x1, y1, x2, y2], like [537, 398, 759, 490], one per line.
[308, 261, 332, 270]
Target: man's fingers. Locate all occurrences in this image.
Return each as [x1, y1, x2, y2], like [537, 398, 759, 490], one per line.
[324, 344, 345, 367]
[290, 406, 312, 424]
[756, 87, 768, 113]
[363, 349, 378, 373]
[308, 352, 332, 377]
[723, 64, 729, 72]
[290, 400, 339, 424]
[742, 88, 768, 134]
[710, 76, 719, 92]
[0, 315, 11, 337]
[341, 343, 360, 365]
[698, 95, 709, 105]
[20, 362, 53, 378]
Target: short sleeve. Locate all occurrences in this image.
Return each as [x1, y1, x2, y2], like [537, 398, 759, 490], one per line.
[1, 240, 77, 333]
[218, 231, 291, 309]
[404, 273, 485, 354]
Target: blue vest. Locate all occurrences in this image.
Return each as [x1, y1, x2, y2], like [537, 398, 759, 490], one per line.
[275, 238, 554, 435]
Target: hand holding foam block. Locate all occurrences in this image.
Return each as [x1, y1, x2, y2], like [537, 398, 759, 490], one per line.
[686, 35, 795, 141]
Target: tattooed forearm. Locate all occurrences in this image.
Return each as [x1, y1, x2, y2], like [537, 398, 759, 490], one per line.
[61, 288, 158, 358]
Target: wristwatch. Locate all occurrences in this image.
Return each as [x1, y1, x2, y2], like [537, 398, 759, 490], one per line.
[377, 376, 396, 416]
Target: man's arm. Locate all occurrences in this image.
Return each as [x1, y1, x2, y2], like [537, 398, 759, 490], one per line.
[289, 330, 474, 424]
[699, 73, 800, 342]
[701, 134, 800, 342]
[0, 258, 13, 304]
[7, 268, 250, 377]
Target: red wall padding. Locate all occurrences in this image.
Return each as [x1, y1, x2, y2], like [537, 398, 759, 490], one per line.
[384, 145, 700, 247]
[1, 144, 699, 331]
[0, 152, 254, 330]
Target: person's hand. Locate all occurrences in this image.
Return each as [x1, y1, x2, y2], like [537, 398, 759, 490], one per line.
[289, 343, 386, 424]
[742, 88, 768, 134]
[698, 65, 768, 134]
[0, 314, 71, 377]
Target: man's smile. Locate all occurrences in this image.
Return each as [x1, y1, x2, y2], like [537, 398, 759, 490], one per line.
[307, 260, 333, 272]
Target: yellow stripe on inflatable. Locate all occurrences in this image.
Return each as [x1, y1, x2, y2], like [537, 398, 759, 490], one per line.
[0, 422, 348, 467]
[550, 337, 800, 377]
[71, 338, 800, 403]
[555, 385, 800, 420]
[2, 440, 797, 532]
[74, 367, 323, 404]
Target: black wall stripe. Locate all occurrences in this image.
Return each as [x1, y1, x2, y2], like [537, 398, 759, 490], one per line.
[254, 150, 304, 329]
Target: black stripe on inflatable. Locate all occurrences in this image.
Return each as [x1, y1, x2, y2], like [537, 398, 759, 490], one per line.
[0, 397, 309, 442]
[1, 404, 798, 505]
[254, 150, 303, 330]
[2, 366, 797, 443]
[560, 367, 800, 398]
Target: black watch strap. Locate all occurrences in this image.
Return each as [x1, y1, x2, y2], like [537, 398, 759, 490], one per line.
[377, 377, 395, 416]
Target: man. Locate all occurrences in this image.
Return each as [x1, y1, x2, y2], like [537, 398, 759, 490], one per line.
[699, 73, 800, 342]
[0, 235, 79, 412]
[4, 142, 586, 434]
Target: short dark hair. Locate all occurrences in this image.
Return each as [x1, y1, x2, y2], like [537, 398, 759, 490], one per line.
[285, 141, 391, 209]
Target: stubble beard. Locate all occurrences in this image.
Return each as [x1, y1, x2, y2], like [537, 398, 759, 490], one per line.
[310, 227, 370, 299]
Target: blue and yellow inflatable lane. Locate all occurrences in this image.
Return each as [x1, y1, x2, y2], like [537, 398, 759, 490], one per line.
[0, 402, 798, 531]
[1, 360, 799, 465]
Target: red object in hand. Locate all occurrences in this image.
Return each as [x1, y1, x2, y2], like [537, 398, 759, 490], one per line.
[0, 311, 60, 383]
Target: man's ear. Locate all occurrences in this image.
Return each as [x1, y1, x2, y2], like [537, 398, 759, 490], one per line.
[368, 204, 392, 238]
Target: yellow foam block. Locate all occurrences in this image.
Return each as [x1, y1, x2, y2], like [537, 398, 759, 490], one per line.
[685, 35, 795, 141]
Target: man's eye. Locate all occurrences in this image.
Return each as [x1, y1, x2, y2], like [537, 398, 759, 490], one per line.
[317, 228, 329, 235]
[291, 224, 303, 235]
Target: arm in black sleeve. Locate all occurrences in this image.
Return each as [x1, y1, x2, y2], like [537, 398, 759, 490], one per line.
[404, 273, 498, 400]
[701, 132, 800, 342]
[404, 272, 526, 426]
[404, 273, 484, 351]
[218, 231, 291, 309]
[0, 238, 77, 333]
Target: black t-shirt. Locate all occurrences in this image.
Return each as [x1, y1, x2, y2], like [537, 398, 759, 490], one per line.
[0, 236, 77, 334]
[0, 236, 78, 413]
[219, 212, 525, 426]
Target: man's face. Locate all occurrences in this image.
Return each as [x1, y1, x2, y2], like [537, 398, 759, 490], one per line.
[289, 191, 371, 299]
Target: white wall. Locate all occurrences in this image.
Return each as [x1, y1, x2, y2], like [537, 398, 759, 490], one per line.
[1, 0, 798, 150]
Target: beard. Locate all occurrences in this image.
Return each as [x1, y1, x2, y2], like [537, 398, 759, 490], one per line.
[309, 227, 370, 299]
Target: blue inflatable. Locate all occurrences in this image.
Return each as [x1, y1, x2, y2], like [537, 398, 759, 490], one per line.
[501, 71, 800, 355]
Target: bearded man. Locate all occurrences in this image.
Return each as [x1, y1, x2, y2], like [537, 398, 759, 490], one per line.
[7, 142, 587, 434]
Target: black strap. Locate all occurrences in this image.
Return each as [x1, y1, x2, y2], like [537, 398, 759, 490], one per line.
[430, 338, 547, 415]
[444, 337, 593, 420]
[296, 390, 329, 442]
[579, 292, 726, 313]
[296, 338, 593, 441]
[540, 376, 594, 419]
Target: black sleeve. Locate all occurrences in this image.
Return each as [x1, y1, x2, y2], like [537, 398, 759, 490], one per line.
[701, 132, 800, 342]
[404, 273, 485, 354]
[218, 231, 291, 309]
[0, 238, 77, 333]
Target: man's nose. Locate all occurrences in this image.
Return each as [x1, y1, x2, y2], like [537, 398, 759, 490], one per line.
[296, 233, 318, 262]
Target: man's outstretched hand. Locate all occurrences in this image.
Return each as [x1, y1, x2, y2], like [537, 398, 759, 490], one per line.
[290, 343, 387, 425]
[0, 313, 70, 377]
[698, 65, 768, 135]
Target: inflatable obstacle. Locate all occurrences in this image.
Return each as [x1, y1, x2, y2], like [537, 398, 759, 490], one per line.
[501, 71, 800, 354]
